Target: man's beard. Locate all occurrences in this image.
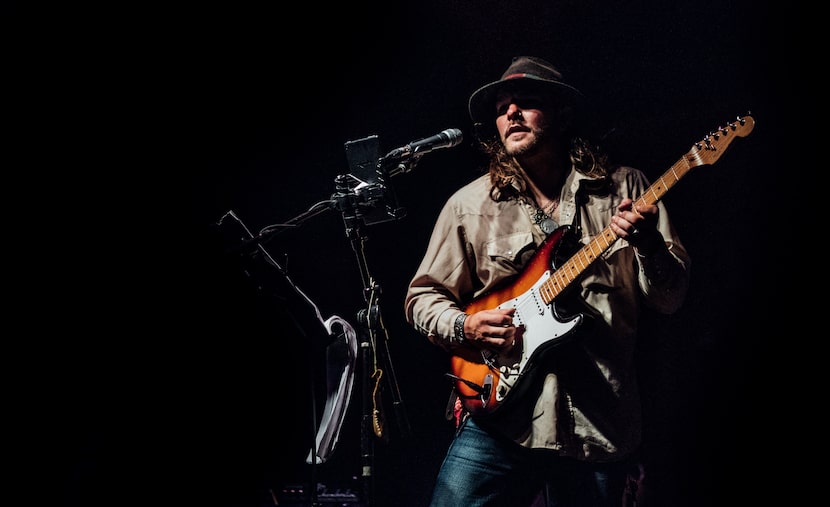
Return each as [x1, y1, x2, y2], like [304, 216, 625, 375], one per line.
[505, 125, 550, 158]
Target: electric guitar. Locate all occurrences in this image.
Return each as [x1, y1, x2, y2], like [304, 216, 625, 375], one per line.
[448, 114, 756, 417]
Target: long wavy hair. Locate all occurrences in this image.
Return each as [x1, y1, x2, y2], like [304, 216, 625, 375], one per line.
[477, 134, 610, 202]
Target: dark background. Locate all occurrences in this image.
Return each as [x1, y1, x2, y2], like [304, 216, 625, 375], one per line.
[16, 1, 791, 506]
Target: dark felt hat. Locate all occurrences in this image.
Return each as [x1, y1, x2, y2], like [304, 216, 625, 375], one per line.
[468, 56, 585, 128]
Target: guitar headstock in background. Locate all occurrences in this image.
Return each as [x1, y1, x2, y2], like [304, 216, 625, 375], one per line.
[687, 114, 755, 168]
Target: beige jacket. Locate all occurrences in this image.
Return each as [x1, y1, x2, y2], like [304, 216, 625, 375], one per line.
[404, 164, 690, 461]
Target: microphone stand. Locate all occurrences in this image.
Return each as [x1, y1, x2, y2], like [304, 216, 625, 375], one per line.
[330, 159, 412, 507]
[218, 136, 416, 507]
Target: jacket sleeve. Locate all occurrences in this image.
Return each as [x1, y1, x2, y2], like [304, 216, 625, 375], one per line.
[631, 174, 691, 314]
[404, 198, 474, 351]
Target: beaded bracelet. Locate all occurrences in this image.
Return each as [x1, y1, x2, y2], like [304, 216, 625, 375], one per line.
[453, 313, 468, 344]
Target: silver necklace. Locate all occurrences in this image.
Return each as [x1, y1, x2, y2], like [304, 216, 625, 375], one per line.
[527, 198, 559, 235]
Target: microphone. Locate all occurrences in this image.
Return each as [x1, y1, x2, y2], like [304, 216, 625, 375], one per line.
[382, 128, 463, 161]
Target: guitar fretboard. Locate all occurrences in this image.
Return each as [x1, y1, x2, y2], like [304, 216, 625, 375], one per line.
[538, 116, 754, 304]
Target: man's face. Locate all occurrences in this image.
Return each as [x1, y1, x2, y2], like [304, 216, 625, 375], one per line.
[494, 91, 555, 157]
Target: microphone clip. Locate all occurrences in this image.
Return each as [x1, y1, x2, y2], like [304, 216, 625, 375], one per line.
[379, 153, 421, 177]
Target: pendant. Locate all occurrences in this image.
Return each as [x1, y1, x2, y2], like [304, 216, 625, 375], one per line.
[540, 217, 558, 235]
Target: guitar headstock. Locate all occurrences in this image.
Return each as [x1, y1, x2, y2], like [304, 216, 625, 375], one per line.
[687, 114, 755, 167]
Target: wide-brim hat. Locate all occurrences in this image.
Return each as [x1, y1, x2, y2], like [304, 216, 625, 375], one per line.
[468, 56, 585, 130]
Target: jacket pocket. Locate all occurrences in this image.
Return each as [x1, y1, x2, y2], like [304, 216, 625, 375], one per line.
[483, 231, 535, 272]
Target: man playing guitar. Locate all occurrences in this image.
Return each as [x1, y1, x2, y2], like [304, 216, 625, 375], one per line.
[404, 56, 694, 506]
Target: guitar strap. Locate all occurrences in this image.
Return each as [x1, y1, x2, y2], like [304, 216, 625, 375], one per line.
[444, 387, 459, 422]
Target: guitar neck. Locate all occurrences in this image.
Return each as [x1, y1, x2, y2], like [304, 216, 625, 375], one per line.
[538, 115, 754, 306]
[539, 152, 696, 305]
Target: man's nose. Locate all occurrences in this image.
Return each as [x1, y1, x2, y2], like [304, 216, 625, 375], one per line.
[507, 105, 523, 121]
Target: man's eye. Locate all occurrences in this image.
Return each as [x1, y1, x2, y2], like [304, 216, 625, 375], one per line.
[495, 98, 544, 116]
[517, 99, 543, 109]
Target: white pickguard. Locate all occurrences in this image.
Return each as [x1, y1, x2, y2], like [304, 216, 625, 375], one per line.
[489, 270, 583, 402]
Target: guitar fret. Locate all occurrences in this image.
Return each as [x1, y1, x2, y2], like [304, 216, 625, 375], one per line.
[574, 253, 587, 271]
[565, 261, 578, 279]
[669, 164, 681, 183]
[544, 286, 554, 304]
[658, 174, 670, 193]
[545, 282, 555, 301]
[598, 229, 614, 249]
[686, 149, 705, 168]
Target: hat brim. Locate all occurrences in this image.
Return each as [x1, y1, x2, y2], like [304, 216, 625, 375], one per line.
[468, 76, 585, 130]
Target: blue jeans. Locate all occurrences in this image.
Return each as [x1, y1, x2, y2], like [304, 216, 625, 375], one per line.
[429, 417, 629, 507]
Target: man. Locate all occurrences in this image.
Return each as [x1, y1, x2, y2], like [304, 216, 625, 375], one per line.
[404, 56, 690, 506]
